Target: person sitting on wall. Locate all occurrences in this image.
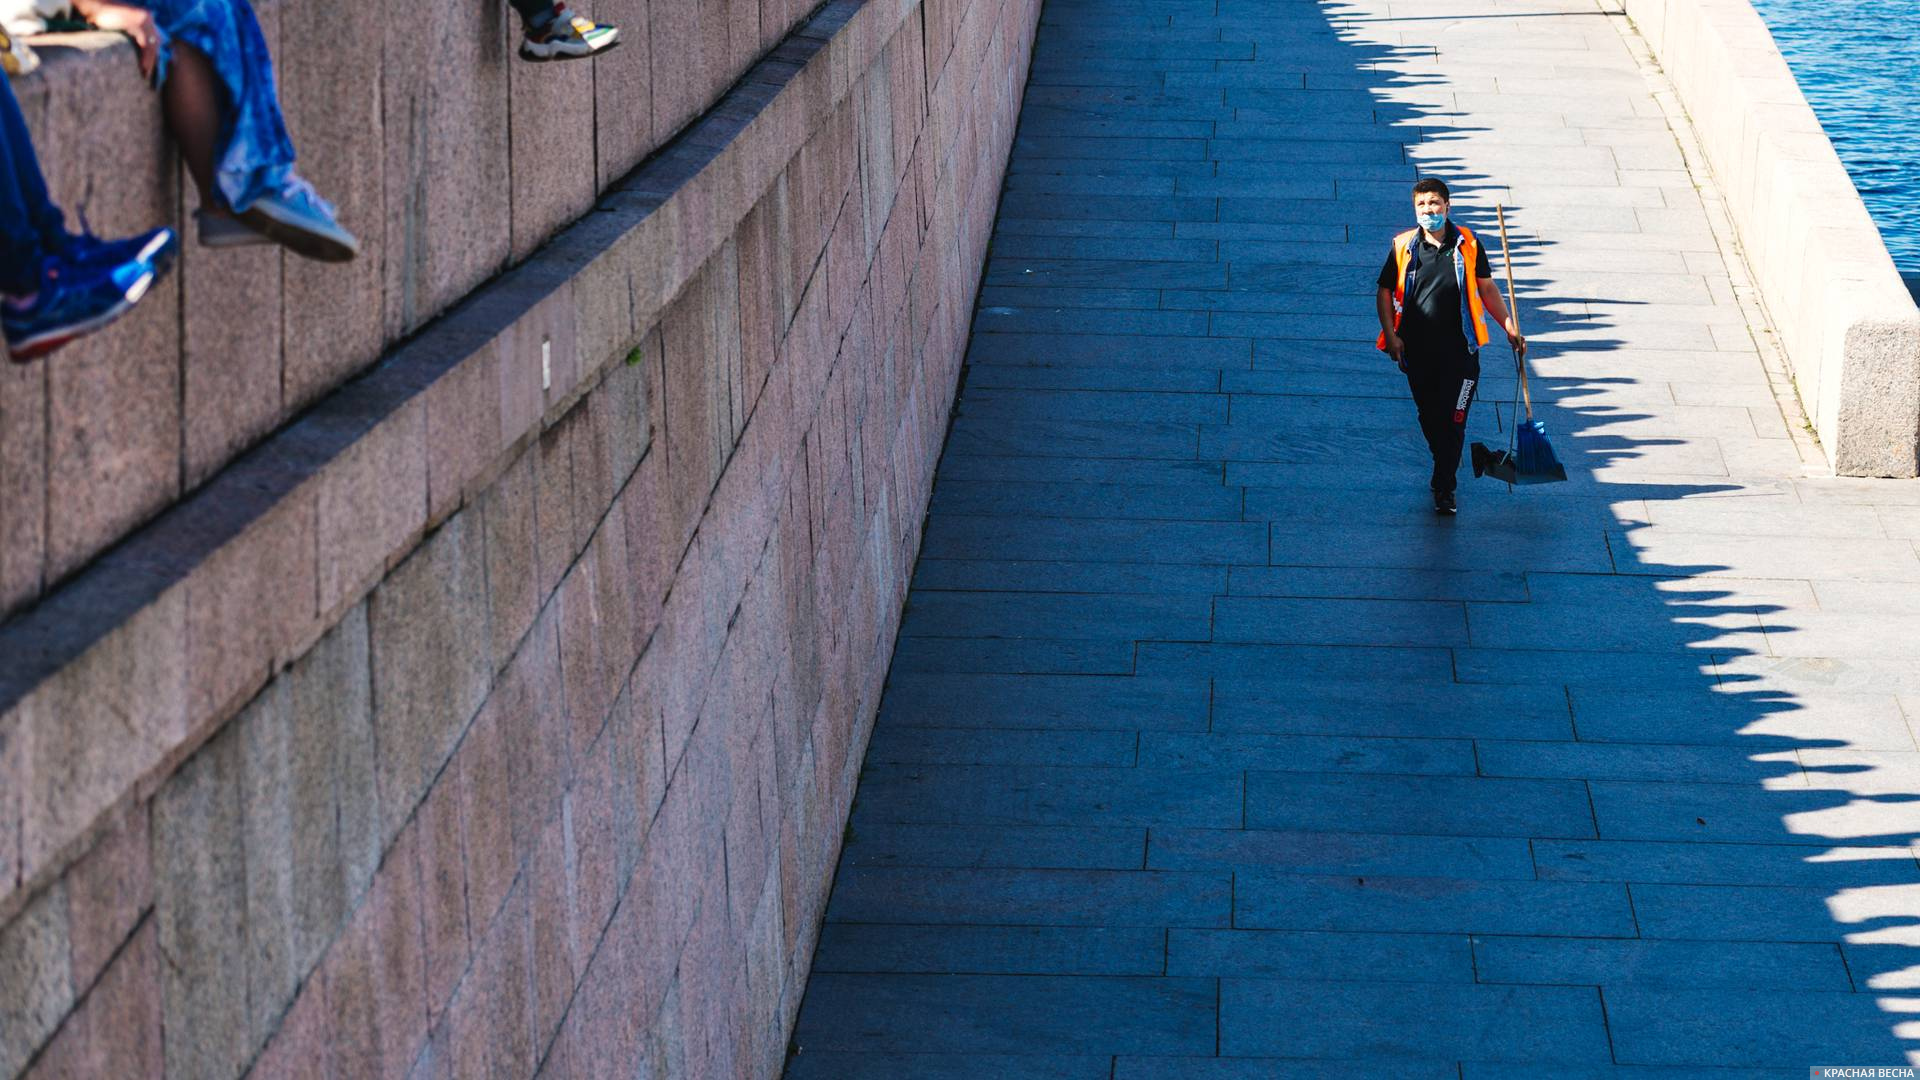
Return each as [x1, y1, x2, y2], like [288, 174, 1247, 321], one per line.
[509, 1, 618, 62]
[2, 0, 359, 262]
[1375, 176, 1525, 516]
[1, 69, 176, 361]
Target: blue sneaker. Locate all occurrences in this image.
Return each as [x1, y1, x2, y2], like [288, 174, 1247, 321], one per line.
[2, 239, 169, 363]
[235, 176, 358, 263]
[58, 226, 178, 279]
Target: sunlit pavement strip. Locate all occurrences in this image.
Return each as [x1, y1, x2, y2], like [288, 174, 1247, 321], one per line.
[783, 0, 1920, 1075]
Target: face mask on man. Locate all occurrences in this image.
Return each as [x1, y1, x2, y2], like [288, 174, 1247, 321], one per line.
[1418, 211, 1447, 232]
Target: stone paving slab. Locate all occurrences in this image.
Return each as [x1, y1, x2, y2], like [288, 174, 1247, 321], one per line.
[1460, 1065, 1782, 1080]
[876, 671, 1208, 728]
[886, 636, 1139, 675]
[785, 0, 1920, 1072]
[1198, 683, 1554, 749]
[787, 1054, 1109, 1080]
[811, 924, 1167, 975]
[896, 590, 1213, 641]
[1224, 564, 1530, 602]
[1469, 934, 1853, 990]
[841, 823, 1148, 871]
[1138, 731, 1474, 775]
[931, 478, 1241, 520]
[1232, 872, 1636, 937]
[913, 556, 1228, 595]
[920, 515, 1268, 564]
[1605, 987, 1915, 1067]
[825, 866, 1230, 927]
[850, 763, 1242, 827]
[1166, 926, 1473, 981]
[864, 726, 1139, 767]
[1243, 772, 1597, 838]
[1532, 838, 1920, 887]
[1220, 978, 1613, 1062]
[1145, 826, 1534, 879]
[1631, 881, 1920, 942]
[1565, 686, 1914, 749]
[793, 973, 1218, 1054]
[1117, 1059, 1459, 1080]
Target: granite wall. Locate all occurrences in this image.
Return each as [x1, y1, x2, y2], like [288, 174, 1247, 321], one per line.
[1623, 0, 1920, 477]
[0, 0, 1040, 1075]
[0, 0, 819, 620]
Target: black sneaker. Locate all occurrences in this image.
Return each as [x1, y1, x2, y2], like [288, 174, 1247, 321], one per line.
[1433, 489, 1456, 515]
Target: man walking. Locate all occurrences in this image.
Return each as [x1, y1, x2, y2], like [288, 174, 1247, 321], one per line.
[1375, 178, 1525, 514]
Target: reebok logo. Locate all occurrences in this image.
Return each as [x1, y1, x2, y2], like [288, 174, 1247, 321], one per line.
[1453, 378, 1475, 424]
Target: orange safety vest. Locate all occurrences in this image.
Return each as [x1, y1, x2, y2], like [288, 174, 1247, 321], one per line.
[1376, 224, 1491, 352]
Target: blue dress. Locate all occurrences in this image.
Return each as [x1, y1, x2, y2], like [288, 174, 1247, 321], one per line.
[144, 0, 295, 213]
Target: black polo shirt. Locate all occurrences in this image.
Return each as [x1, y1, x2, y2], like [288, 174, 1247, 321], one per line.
[1377, 224, 1492, 365]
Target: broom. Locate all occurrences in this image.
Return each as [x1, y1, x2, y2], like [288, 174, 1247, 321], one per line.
[1472, 203, 1566, 485]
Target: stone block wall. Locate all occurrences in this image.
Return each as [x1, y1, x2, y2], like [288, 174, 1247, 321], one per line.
[0, 0, 824, 620]
[1623, 0, 1920, 477]
[0, 0, 1041, 1075]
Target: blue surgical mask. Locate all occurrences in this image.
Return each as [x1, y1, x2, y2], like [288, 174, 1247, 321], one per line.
[1418, 211, 1447, 232]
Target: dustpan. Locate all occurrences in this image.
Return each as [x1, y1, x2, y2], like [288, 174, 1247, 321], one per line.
[1471, 203, 1566, 486]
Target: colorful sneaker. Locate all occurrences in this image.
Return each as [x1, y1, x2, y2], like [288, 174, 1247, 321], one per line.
[2, 237, 171, 362]
[235, 175, 359, 263]
[569, 11, 619, 50]
[519, 3, 618, 61]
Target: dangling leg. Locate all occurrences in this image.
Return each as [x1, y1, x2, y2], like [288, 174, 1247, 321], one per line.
[0, 77, 58, 296]
[160, 39, 226, 208]
[144, 0, 358, 260]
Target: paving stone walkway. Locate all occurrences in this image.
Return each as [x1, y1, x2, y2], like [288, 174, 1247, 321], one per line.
[785, 0, 1920, 1075]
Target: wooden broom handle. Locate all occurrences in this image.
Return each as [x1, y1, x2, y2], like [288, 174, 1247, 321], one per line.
[1494, 203, 1532, 420]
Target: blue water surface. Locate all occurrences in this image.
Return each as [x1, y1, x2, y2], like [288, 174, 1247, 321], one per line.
[1749, 0, 1920, 293]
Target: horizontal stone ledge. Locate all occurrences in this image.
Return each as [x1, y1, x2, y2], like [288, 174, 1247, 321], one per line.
[7, 0, 855, 621]
[0, 0, 929, 926]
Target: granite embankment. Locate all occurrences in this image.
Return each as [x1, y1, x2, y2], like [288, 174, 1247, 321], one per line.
[1625, 0, 1920, 477]
[0, 0, 1038, 1076]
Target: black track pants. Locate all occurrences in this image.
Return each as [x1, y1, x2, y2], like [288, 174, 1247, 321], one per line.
[1405, 361, 1479, 493]
[509, 0, 555, 26]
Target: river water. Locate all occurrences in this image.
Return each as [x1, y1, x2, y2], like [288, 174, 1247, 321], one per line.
[1748, 0, 1920, 299]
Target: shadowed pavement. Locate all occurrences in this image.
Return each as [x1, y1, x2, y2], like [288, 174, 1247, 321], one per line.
[783, 1, 1920, 1075]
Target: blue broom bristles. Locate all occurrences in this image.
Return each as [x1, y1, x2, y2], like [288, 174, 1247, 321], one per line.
[1515, 418, 1565, 479]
